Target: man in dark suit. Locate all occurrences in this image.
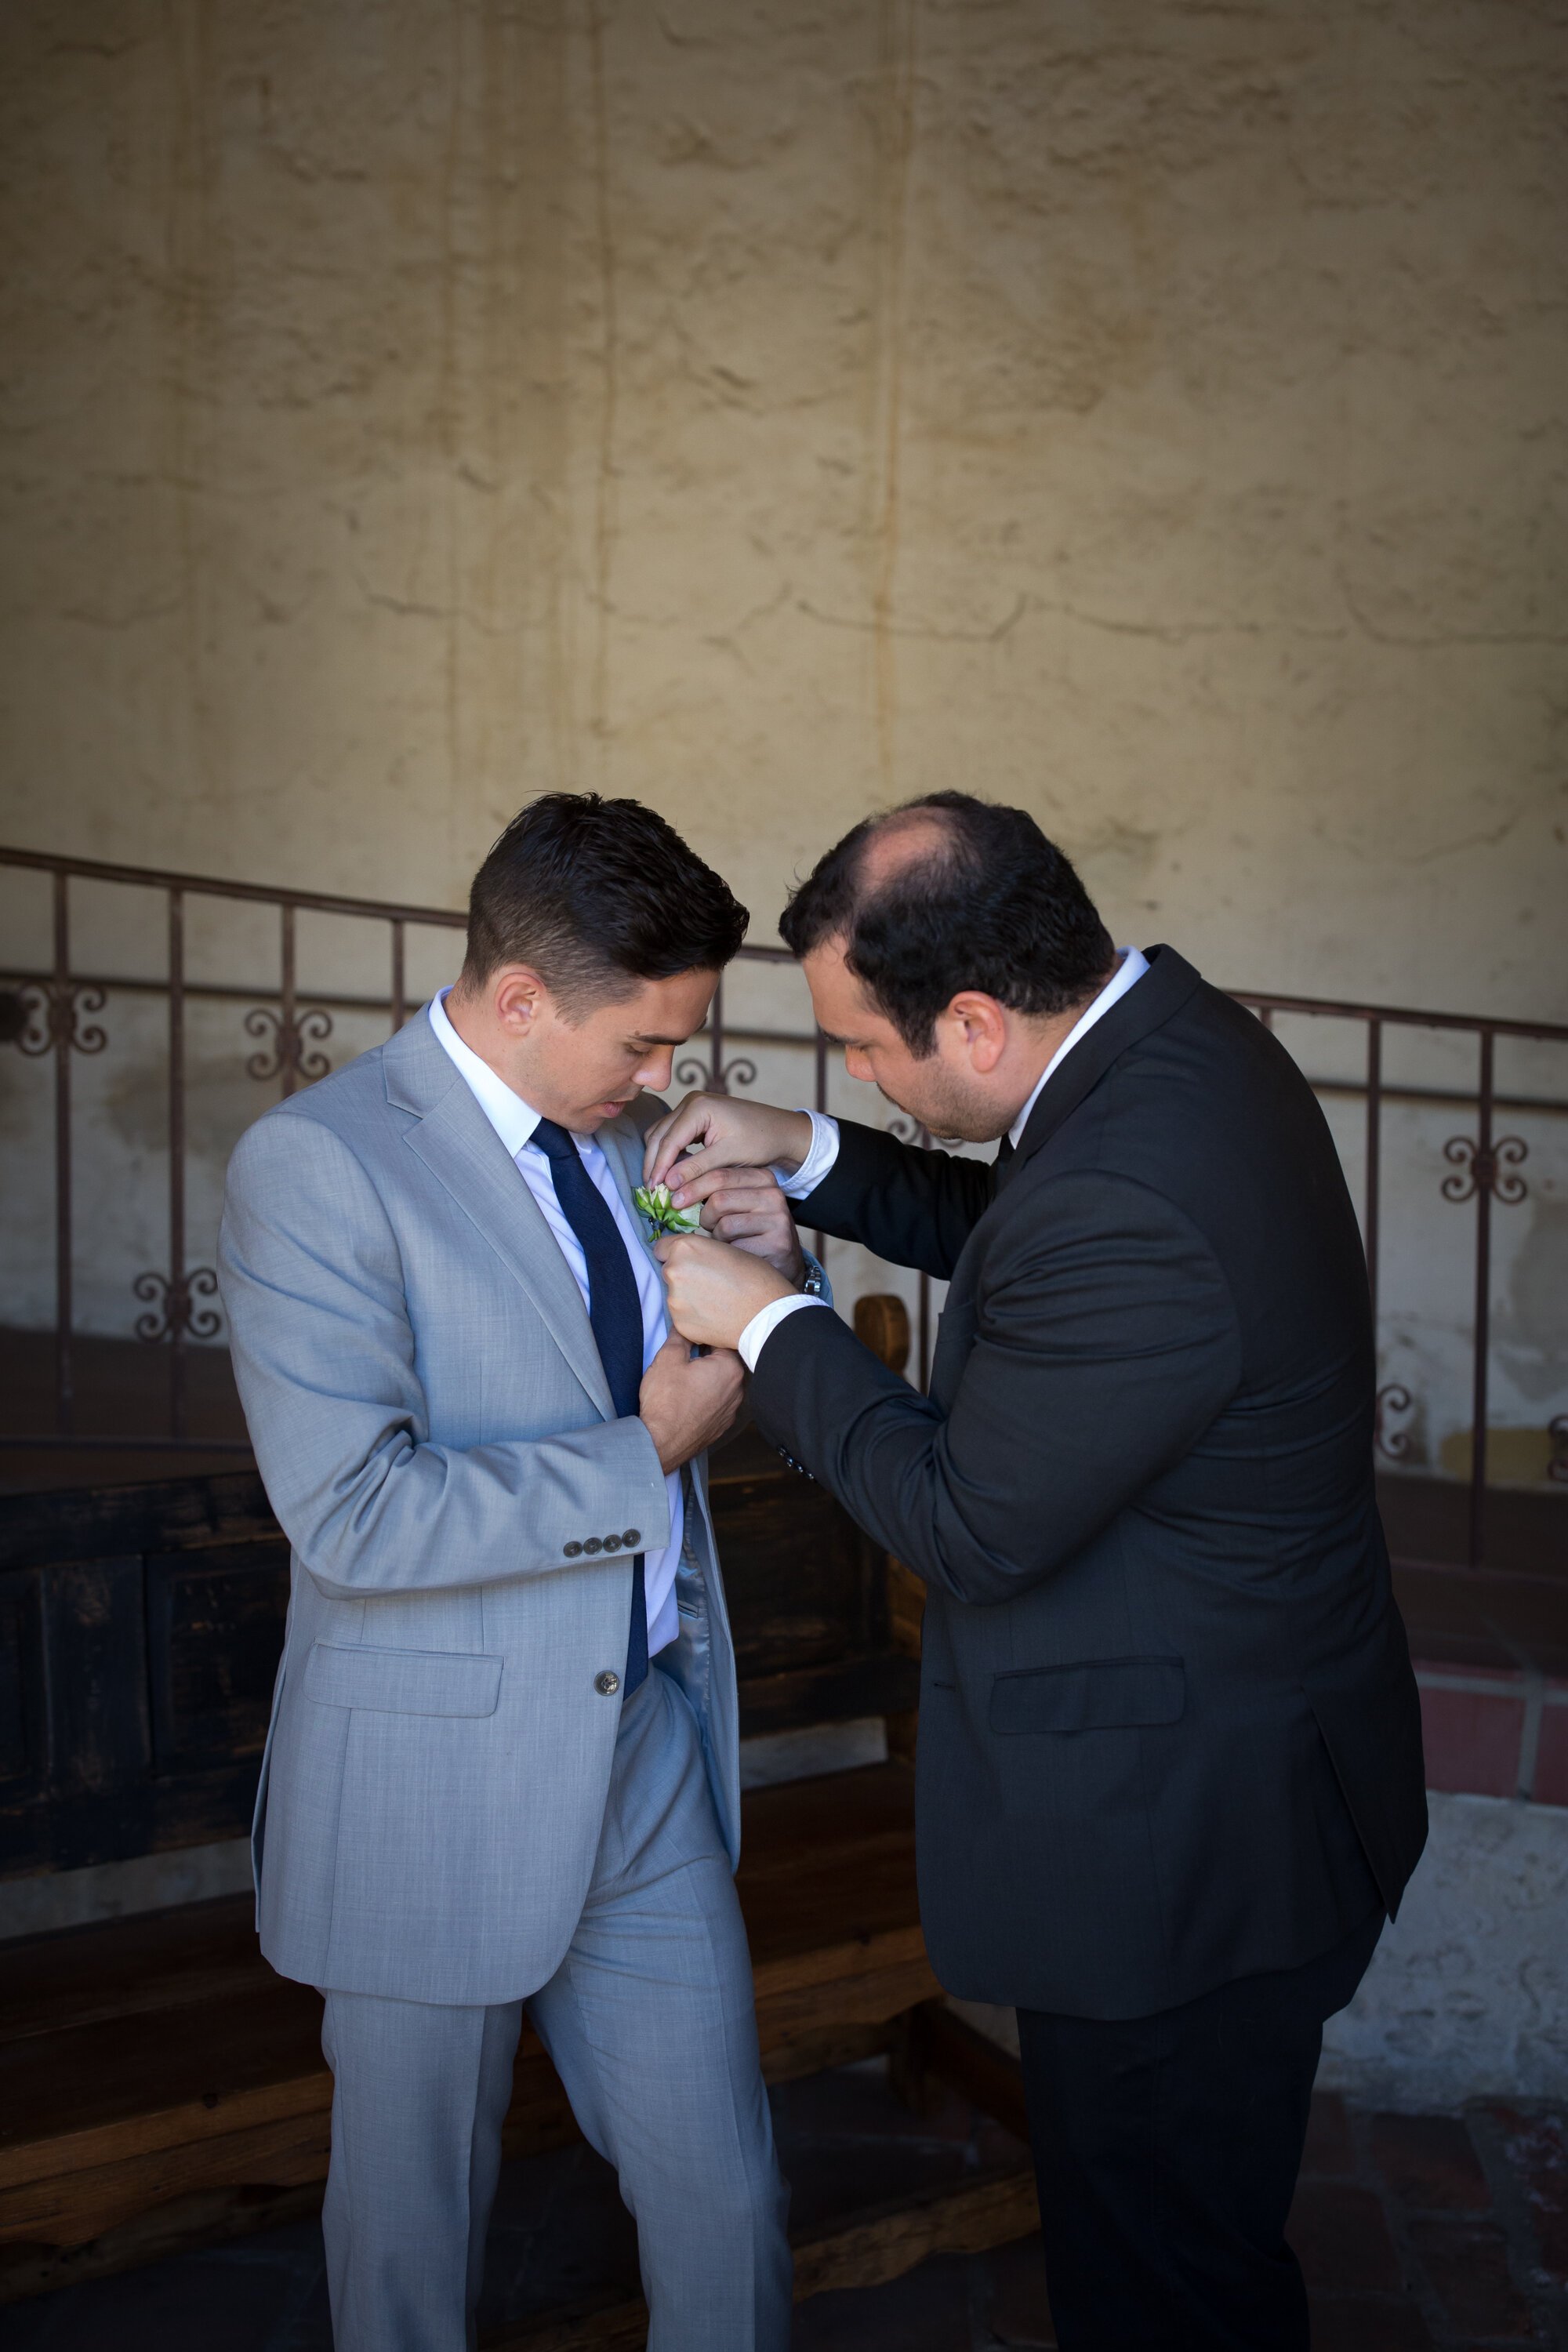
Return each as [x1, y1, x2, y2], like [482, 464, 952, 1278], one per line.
[646, 793, 1427, 2350]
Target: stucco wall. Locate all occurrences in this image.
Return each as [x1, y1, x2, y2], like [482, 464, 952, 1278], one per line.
[1, 2, 1566, 1443]
[1, 0, 1563, 1011]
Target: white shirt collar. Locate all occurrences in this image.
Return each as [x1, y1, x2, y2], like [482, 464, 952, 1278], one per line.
[428, 987, 544, 1160]
[1007, 946, 1150, 1149]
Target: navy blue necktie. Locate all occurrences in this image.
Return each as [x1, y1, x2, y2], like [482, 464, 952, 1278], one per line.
[530, 1118, 649, 1696]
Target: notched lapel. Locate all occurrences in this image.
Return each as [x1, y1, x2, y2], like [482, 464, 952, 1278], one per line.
[391, 1030, 615, 1420]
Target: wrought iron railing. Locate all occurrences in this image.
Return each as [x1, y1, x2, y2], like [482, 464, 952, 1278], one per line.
[2, 845, 1565, 1566]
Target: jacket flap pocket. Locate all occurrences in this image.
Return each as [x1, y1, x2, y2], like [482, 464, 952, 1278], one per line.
[989, 1656, 1185, 1736]
[303, 1641, 503, 1718]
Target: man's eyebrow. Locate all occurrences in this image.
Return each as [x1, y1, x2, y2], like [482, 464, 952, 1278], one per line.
[630, 1031, 690, 1047]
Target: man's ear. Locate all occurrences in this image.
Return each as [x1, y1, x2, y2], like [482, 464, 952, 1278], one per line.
[946, 991, 1008, 1075]
[492, 965, 550, 1036]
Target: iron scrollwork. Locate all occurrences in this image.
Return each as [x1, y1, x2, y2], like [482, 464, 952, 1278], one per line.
[1440, 1134, 1528, 1205]
[132, 1265, 223, 1344]
[673, 1052, 757, 1096]
[1374, 1382, 1416, 1464]
[244, 1004, 334, 1085]
[7, 980, 108, 1058]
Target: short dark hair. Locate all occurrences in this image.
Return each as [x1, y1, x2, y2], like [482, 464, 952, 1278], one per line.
[461, 793, 748, 1002]
[779, 792, 1115, 1054]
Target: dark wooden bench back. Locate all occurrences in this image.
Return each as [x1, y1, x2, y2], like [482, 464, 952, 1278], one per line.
[1, 1425, 916, 1881]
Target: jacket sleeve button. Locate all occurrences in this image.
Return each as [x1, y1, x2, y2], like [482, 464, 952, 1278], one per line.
[583, 1537, 602, 1554]
[622, 1530, 641, 1548]
[603, 1534, 621, 1552]
[563, 1541, 583, 1559]
[594, 1669, 622, 1697]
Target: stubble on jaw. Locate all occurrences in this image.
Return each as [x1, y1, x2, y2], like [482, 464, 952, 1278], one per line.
[877, 1065, 1012, 1149]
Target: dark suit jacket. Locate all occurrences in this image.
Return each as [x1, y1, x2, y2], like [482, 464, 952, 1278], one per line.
[751, 946, 1427, 2019]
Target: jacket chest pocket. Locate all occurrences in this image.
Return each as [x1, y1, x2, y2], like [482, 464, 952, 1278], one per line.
[989, 1656, 1185, 1736]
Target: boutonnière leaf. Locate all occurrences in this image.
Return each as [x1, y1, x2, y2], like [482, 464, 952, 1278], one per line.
[633, 1182, 702, 1239]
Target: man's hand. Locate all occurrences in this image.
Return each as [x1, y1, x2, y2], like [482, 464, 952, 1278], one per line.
[671, 1163, 805, 1285]
[655, 1232, 796, 1352]
[637, 1333, 746, 1473]
[643, 1092, 813, 1195]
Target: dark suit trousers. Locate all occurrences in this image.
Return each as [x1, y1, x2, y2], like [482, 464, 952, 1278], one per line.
[1016, 1908, 1383, 2350]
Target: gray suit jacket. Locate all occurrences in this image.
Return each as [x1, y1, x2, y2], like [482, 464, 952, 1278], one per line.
[217, 1009, 743, 2006]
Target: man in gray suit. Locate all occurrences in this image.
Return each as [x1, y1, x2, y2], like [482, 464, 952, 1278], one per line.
[218, 794, 808, 2351]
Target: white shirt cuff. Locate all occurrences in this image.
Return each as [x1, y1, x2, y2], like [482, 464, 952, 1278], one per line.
[738, 1293, 831, 1373]
[774, 1109, 840, 1200]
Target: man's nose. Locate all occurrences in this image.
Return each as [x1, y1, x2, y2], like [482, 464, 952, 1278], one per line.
[845, 1048, 874, 1084]
[638, 1048, 676, 1091]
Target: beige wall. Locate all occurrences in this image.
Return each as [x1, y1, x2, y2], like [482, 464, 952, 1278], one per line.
[2, 0, 1564, 1018]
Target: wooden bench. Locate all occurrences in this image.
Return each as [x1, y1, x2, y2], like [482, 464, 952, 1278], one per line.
[0, 1759, 983, 2299]
[0, 1304, 1037, 2327]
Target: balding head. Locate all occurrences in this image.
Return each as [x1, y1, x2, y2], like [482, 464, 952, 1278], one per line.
[856, 812, 956, 896]
[779, 791, 1115, 1055]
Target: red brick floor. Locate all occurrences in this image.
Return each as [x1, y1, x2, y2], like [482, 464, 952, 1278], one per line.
[6, 2071, 1567, 2348]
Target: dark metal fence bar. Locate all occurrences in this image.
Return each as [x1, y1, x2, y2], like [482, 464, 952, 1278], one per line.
[1364, 1020, 1383, 1330]
[0, 844, 470, 929]
[2, 846, 1565, 1572]
[168, 888, 187, 1439]
[1470, 1033, 1496, 1564]
[51, 870, 73, 1437]
[1235, 985, 1568, 1045]
[390, 919, 407, 1036]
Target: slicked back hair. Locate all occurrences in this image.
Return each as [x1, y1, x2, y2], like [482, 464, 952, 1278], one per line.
[779, 792, 1116, 1054]
[460, 793, 749, 1007]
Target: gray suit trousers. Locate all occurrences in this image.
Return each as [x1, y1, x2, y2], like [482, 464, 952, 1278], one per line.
[320, 1666, 793, 2351]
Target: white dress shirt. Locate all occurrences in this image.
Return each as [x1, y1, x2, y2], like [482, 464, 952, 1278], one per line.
[737, 948, 1150, 1372]
[429, 989, 683, 1657]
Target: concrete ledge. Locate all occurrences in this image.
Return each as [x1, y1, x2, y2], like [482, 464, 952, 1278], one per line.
[0, 1719, 895, 1944]
[1320, 1791, 1568, 2111]
[0, 1839, 254, 1944]
[949, 1792, 1568, 2115]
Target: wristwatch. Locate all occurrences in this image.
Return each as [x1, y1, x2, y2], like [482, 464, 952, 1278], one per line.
[774, 1257, 826, 1477]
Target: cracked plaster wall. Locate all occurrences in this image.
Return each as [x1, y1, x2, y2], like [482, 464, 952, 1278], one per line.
[0, 2, 1565, 1418]
[1, 0, 1563, 1010]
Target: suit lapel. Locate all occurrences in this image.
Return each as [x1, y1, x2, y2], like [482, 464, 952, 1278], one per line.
[596, 1115, 671, 1297]
[1011, 945, 1205, 1175]
[386, 1011, 615, 1419]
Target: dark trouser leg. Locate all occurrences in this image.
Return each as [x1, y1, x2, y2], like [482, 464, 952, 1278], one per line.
[1015, 1911, 1382, 2352]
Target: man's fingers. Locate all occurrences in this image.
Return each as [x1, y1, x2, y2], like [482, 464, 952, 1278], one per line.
[671, 1167, 789, 1215]
[700, 1195, 771, 1232]
[643, 1094, 724, 1187]
[688, 1174, 781, 1215]
[641, 1094, 703, 1185]
[710, 1209, 774, 1242]
[638, 1329, 688, 1386]
[662, 1139, 748, 1197]
[664, 1160, 735, 1208]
